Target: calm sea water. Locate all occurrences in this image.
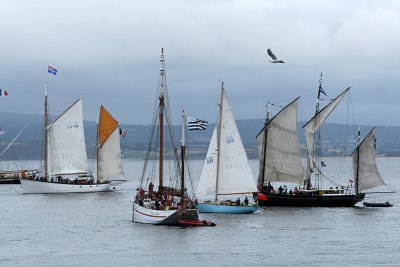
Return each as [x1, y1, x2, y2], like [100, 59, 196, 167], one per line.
[0, 158, 399, 267]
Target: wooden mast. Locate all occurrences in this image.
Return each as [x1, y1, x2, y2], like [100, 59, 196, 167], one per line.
[96, 112, 100, 183]
[159, 48, 165, 190]
[355, 127, 361, 194]
[44, 81, 49, 177]
[180, 110, 186, 203]
[259, 102, 270, 189]
[306, 73, 323, 189]
[215, 81, 224, 203]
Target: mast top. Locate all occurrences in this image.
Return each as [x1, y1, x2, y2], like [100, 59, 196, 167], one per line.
[159, 48, 166, 97]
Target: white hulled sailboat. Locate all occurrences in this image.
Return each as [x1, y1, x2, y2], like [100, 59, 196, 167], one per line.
[20, 90, 126, 193]
[132, 49, 214, 226]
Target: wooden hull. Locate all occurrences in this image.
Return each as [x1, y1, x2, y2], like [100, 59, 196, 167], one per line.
[20, 178, 113, 194]
[198, 203, 257, 214]
[0, 177, 20, 184]
[257, 192, 365, 207]
[133, 202, 199, 225]
[0, 170, 38, 184]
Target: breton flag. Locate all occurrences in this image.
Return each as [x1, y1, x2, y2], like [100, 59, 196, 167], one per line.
[0, 89, 8, 96]
[119, 128, 126, 138]
[48, 65, 58, 75]
[320, 161, 327, 167]
[188, 116, 207, 130]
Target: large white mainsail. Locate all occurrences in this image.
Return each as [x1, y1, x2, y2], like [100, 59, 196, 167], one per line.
[303, 88, 350, 174]
[256, 97, 305, 184]
[196, 85, 257, 201]
[97, 106, 124, 183]
[352, 127, 386, 191]
[47, 97, 90, 176]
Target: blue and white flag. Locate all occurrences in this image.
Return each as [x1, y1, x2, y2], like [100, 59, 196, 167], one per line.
[320, 161, 327, 167]
[188, 116, 207, 130]
[319, 84, 326, 96]
[48, 65, 58, 75]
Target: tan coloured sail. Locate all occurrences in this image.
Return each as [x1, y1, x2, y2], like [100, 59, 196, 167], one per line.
[352, 128, 386, 191]
[256, 98, 305, 184]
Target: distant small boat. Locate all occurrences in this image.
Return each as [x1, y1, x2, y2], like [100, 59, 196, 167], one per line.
[0, 170, 38, 184]
[363, 201, 393, 207]
[178, 218, 216, 227]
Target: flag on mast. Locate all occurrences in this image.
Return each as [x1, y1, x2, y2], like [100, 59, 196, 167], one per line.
[0, 89, 8, 96]
[319, 84, 326, 96]
[119, 128, 126, 138]
[188, 116, 207, 130]
[48, 65, 58, 75]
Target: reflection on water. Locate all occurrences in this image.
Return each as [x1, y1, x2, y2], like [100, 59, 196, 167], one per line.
[0, 158, 398, 266]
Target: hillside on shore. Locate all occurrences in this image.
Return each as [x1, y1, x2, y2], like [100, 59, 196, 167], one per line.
[1, 112, 400, 160]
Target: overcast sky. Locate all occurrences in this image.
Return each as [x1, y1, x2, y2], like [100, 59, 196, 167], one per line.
[1, 0, 399, 127]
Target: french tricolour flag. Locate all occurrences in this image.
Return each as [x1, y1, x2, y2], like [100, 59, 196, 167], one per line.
[0, 89, 8, 96]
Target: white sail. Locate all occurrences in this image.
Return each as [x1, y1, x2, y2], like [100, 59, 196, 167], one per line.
[303, 88, 349, 172]
[256, 98, 305, 183]
[47, 98, 90, 175]
[98, 127, 124, 182]
[196, 127, 219, 200]
[196, 87, 257, 201]
[352, 128, 386, 191]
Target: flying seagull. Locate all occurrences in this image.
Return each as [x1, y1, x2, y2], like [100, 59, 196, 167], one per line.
[267, 49, 285, 63]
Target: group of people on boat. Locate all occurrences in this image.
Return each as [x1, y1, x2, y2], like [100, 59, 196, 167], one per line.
[135, 183, 197, 211]
[30, 174, 96, 185]
[261, 180, 352, 197]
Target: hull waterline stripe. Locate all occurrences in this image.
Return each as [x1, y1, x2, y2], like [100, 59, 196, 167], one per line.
[134, 207, 168, 219]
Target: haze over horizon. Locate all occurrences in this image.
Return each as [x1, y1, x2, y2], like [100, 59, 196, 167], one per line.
[1, 1, 399, 126]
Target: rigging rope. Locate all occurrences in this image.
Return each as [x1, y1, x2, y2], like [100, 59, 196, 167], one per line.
[0, 114, 36, 159]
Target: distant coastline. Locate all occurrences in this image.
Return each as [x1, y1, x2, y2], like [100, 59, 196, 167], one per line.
[1, 112, 400, 160]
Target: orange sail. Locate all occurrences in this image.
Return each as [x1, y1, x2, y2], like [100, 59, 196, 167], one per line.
[99, 105, 118, 147]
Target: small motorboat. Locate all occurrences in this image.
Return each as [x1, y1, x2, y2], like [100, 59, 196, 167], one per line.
[179, 219, 216, 227]
[363, 201, 393, 207]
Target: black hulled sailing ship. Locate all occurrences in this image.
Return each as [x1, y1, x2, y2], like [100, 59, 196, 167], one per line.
[257, 75, 369, 207]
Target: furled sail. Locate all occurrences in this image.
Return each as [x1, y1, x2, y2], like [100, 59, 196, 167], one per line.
[303, 88, 349, 172]
[98, 106, 124, 182]
[196, 87, 257, 201]
[47, 98, 90, 175]
[256, 97, 305, 183]
[352, 128, 386, 191]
